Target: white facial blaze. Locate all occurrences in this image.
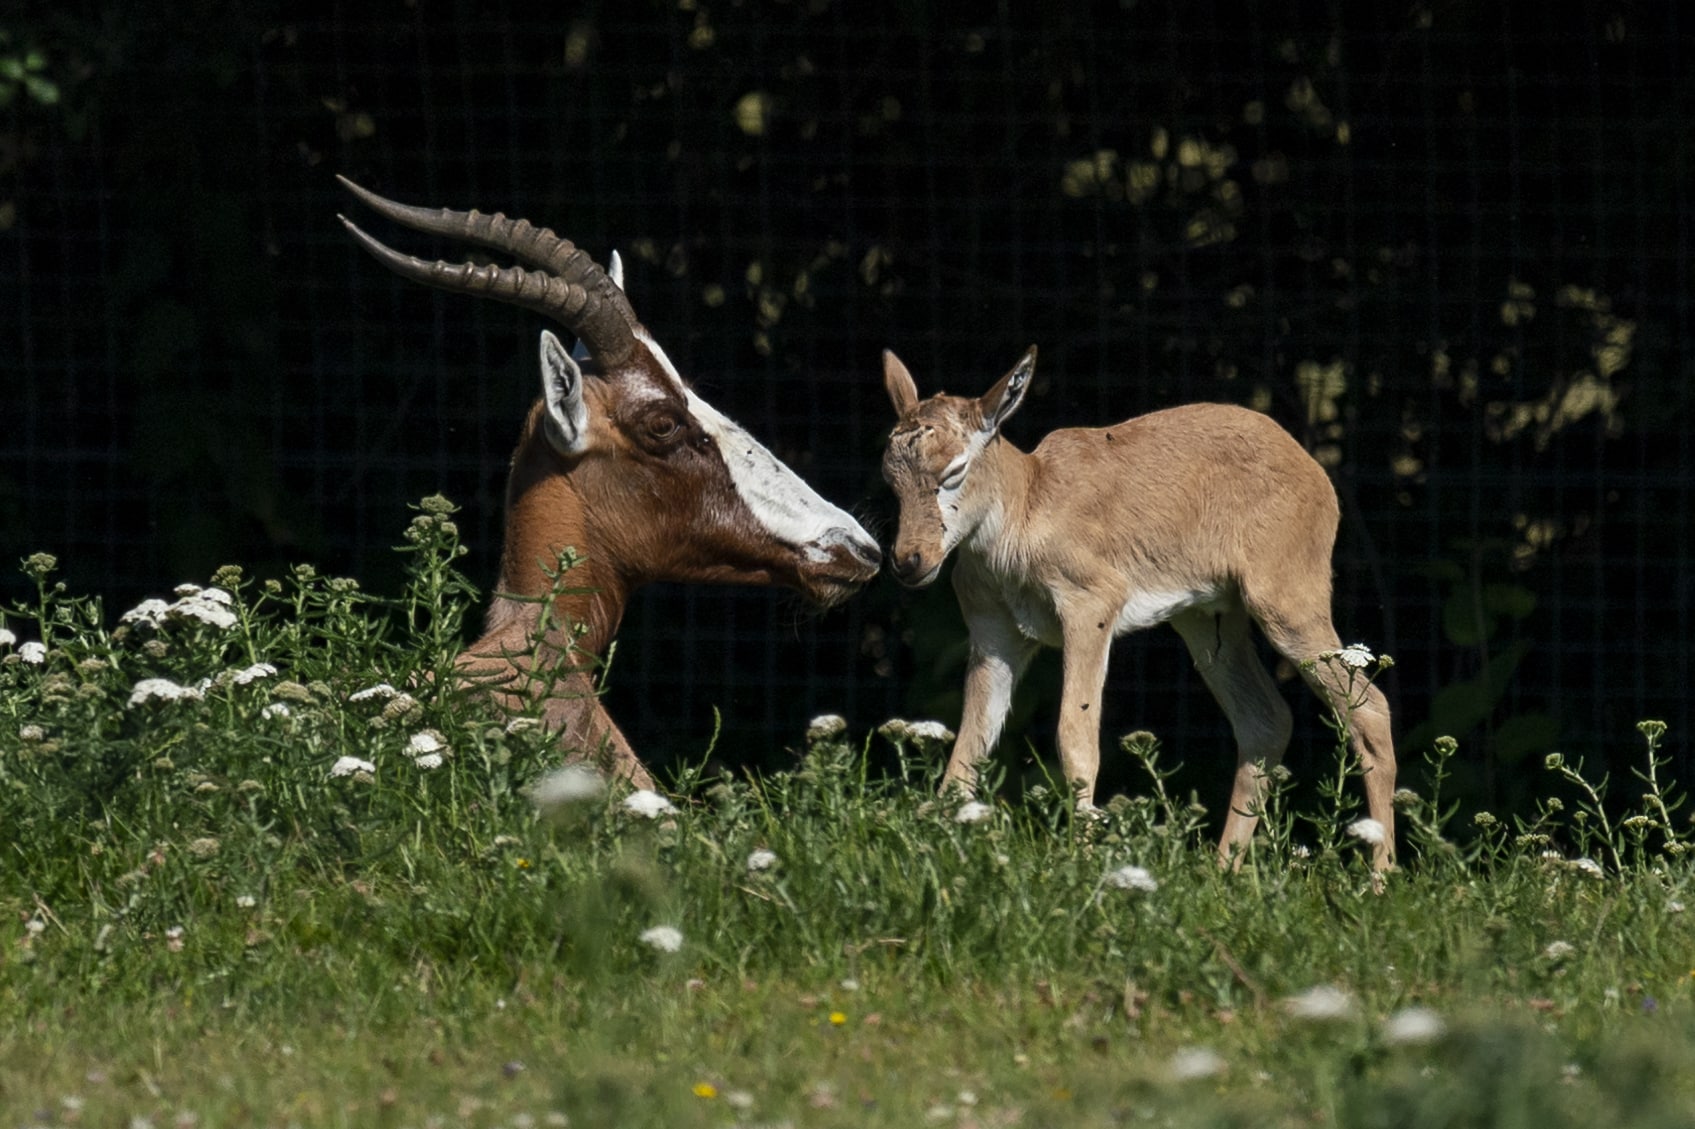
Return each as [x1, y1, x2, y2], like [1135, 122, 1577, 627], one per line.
[638, 330, 875, 560]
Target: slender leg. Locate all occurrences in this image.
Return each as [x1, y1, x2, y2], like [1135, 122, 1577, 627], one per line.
[1253, 612, 1398, 871]
[941, 605, 1037, 796]
[1168, 605, 1293, 867]
[1055, 604, 1118, 807]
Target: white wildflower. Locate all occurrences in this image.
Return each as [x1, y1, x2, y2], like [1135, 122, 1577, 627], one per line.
[840, 977, 861, 992]
[1381, 1007, 1446, 1046]
[260, 702, 291, 720]
[329, 756, 376, 779]
[19, 723, 46, 741]
[1347, 818, 1387, 846]
[164, 925, 185, 952]
[1570, 856, 1604, 879]
[622, 789, 678, 819]
[806, 713, 847, 742]
[1542, 940, 1576, 962]
[121, 598, 170, 627]
[25, 917, 45, 936]
[1168, 1046, 1227, 1081]
[19, 641, 46, 664]
[173, 584, 202, 597]
[406, 730, 446, 756]
[0, 626, 15, 646]
[127, 678, 205, 707]
[504, 716, 542, 734]
[954, 800, 993, 824]
[878, 717, 957, 745]
[907, 719, 955, 743]
[724, 1090, 755, 1112]
[746, 848, 779, 872]
[1338, 643, 1375, 668]
[349, 682, 399, 703]
[235, 895, 257, 909]
[413, 753, 444, 770]
[532, 765, 607, 809]
[638, 925, 684, 953]
[231, 662, 277, 685]
[169, 590, 237, 630]
[1106, 864, 1159, 893]
[1668, 900, 1686, 914]
[1282, 985, 1360, 1022]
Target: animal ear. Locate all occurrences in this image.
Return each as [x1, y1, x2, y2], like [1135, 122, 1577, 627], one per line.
[979, 345, 1036, 434]
[882, 350, 920, 418]
[539, 330, 591, 457]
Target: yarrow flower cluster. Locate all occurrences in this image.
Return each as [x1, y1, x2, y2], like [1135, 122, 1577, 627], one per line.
[1105, 864, 1159, 893]
[877, 718, 957, 747]
[532, 764, 607, 809]
[230, 662, 277, 685]
[18, 640, 47, 664]
[638, 925, 684, 953]
[623, 789, 679, 819]
[122, 585, 238, 632]
[329, 756, 376, 779]
[1346, 818, 1387, 846]
[1167, 1046, 1227, 1081]
[127, 678, 207, 708]
[0, 626, 16, 647]
[1281, 985, 1360, 1022]
[1336, 643, 1376, 668]
[1381, 1007, 1446, 1045]
[349, 682, 400, 703]
[405, 729, 449, 770]
[746, 848, 779, 872]
[806, 714, 847, 743]
[954, 800, 993, 825]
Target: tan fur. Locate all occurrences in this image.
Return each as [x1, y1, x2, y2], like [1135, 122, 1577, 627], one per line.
[881, 348, 1397, 870]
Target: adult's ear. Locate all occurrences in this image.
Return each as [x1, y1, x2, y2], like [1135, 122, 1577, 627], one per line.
[539, 330, 590, 457]
[882, 349, 920, 418]
[978, 345, 1036, 434]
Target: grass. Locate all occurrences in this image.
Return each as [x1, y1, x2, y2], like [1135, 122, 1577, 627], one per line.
[2, 499, 1693, 1127]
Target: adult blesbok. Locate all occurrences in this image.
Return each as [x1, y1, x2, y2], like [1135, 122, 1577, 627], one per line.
[879, 346, 1397, 869]
[337, 177, 880, 787]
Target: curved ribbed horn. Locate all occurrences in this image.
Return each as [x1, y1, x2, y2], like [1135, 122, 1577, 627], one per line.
[336, 176, 637, 367]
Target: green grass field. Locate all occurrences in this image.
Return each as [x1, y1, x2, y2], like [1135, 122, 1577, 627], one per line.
[3, 503, 1692, 1127]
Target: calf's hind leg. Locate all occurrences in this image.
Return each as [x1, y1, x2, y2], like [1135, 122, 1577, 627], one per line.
[1253, 609, 1398, 870]
[1167, 604, 1294, 867]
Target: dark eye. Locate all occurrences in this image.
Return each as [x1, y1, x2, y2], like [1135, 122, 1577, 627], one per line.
[648, 414, 683, 442]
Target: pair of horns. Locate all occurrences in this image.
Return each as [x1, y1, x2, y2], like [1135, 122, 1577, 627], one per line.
[336, 176, 637, 366]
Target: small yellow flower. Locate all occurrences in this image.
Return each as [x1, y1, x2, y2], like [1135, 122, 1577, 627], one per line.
[829, 1011, 848, 1026]
[692, 1082, 718, 1099]
[515, 858, 532, 869]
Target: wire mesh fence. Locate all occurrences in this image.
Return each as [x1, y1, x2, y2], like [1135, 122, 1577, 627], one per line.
[2, 1, 1690, 801]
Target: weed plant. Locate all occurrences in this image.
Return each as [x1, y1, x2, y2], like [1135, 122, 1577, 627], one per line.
[1, 501, 1692, 1127]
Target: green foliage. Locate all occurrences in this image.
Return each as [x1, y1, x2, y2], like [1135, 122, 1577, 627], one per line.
[1, 506, 1693, 1126]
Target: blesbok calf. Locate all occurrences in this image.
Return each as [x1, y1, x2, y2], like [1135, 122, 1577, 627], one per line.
[879, 347, 1397, 869]
[338, 178, 880, 787]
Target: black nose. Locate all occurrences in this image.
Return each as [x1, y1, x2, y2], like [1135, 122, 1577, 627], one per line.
[892, 552, 925, 584]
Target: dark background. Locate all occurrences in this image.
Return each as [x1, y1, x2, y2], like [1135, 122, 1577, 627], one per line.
[2, 1, 1690, 814]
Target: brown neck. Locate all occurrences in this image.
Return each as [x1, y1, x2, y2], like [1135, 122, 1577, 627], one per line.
[491, 407, 632, 656]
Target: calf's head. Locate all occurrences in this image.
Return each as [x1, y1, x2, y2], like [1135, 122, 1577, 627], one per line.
[879, 347, 1035, 587]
